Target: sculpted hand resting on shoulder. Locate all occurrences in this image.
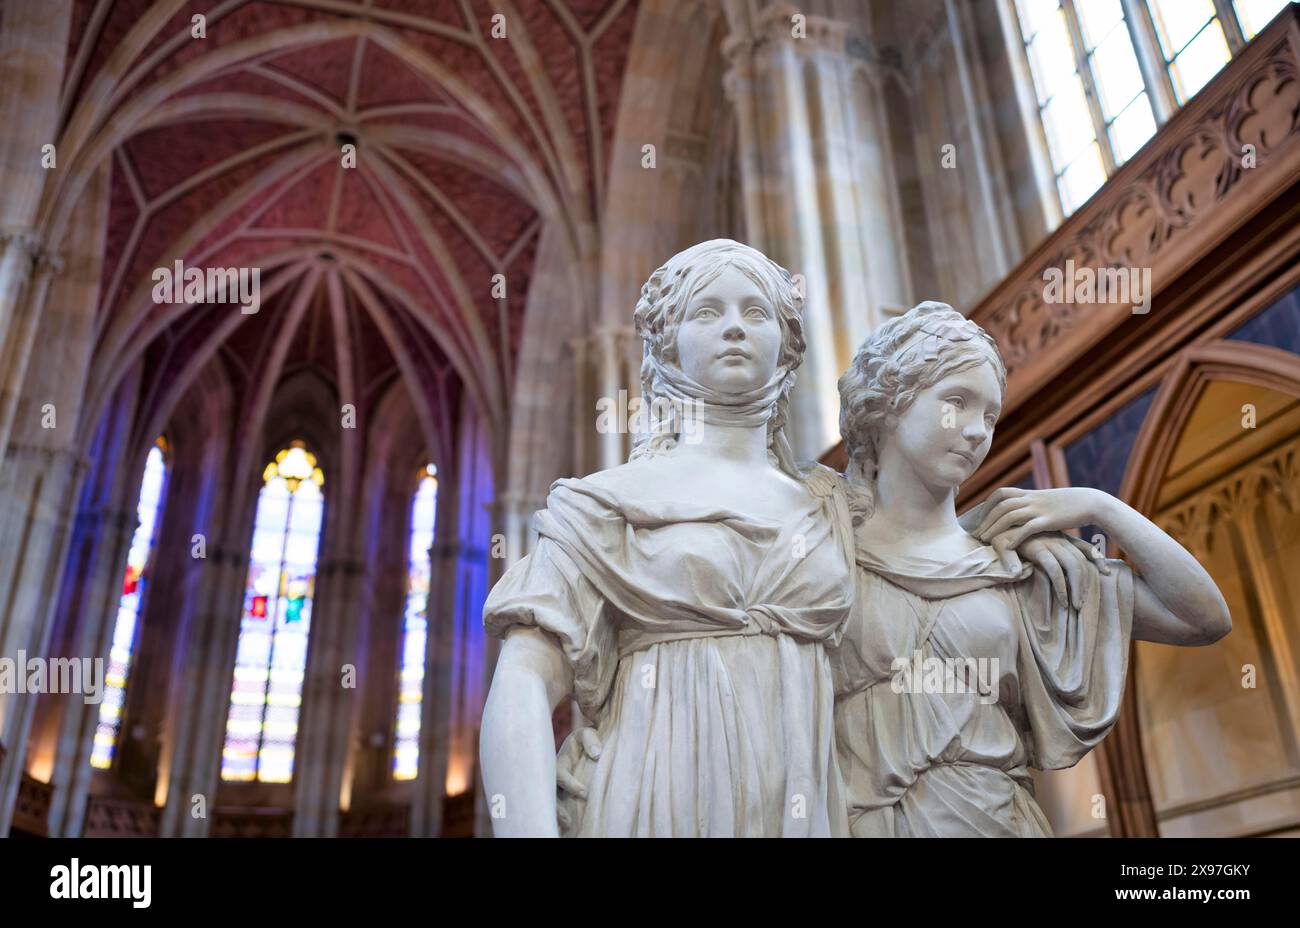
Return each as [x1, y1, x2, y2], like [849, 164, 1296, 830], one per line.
[830, 301, 1231, 836]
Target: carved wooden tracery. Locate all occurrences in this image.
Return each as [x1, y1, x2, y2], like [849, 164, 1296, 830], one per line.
[971, 11, 1300, 412]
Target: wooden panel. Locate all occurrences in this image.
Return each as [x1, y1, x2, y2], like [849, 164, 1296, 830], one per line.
[440, 789, 475, 838]
[210, 806, 293, 838]
[338, 803, 409, 837]
[971, 7, 1300, 417]
[82, 795, 161, 838]
[12, 773, 52, 837]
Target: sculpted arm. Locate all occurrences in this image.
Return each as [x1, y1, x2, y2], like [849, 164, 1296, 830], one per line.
[974, 487, 1231, 645]
[1090, 493, 1231, 645]
[479, 626, 574, 837]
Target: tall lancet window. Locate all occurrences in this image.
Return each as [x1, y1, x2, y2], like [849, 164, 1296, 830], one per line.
[221, 440, 324, 783]
[1014, 0, 1154, 214]
[91, 437, 168, 769]
[1014, 0, 1292, 217]
[394, 463, 437, 780]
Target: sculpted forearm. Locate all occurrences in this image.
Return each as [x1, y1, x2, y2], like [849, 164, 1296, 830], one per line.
[479, 628, 574, 837]
[1095, 494, 1231, 645]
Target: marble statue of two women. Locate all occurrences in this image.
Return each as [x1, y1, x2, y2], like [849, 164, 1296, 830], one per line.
[478, 239, 1231, 837]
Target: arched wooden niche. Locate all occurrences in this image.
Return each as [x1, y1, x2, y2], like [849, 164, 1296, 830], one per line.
[1122, 341, 1300, 837]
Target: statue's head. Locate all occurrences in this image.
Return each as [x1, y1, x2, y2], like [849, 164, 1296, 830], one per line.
[631, 239, 805, 473]
[634, 238, 805, 393]
[838, 301, 1006, 517]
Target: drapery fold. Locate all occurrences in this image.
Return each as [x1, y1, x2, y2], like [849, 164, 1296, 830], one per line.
[484, 464, 856, 836]
[832, 535, 1134, 837]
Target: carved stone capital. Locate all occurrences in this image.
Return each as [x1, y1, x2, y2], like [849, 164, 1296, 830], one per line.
[0, 226, 41, 259]
[32, 246, 64, 277]
[752, 3, 849, 54]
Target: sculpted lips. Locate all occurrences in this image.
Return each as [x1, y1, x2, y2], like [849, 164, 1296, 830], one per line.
[717, 347, 751, 359]
[949, 449, 975, 465]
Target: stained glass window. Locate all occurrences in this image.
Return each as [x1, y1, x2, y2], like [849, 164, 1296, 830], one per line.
[221, 440, 324, 783]
[393, 463, 436, 780]
[91, 437, 168, 769]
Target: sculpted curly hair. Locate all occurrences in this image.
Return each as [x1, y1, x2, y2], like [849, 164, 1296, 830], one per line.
[838, 301, 1006, 521]
[630, 239, 806, 476]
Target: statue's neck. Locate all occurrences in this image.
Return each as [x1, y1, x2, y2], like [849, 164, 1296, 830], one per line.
[871, 455, 962, 541]
[672, 419, 770, 466]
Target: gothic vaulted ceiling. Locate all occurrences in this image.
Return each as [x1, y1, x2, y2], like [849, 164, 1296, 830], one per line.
[51, 0, 638, 459]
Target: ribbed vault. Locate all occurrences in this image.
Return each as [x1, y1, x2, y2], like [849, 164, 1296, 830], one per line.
[41, 0, 638, 463]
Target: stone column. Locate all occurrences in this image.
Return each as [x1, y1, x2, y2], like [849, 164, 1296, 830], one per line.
[24, 360, 139, 837]
[472, 493, 503, 839]
[497, 493, 531, 568]
[43, 505, 136, 837]
[720, 3, 931, 456]
[157, 544, 249, 837]
[593, 328, 626, 472]
[0, 0, 70, 384]
[721, 4, 844, 458]
[343, 478, 407, 811]
[292, 556, 366, 837]
[568, 336, 591, 477]
[111, 449, 217, 812]
[844, 59, 914, 323]
[0, 246, 64, 470]
[0, 154, 110, 835]
[408, 473, 462, 838]
[0, 231, 41, 369]
[0, 443, 87, 836]
[806, 32, 874, 364]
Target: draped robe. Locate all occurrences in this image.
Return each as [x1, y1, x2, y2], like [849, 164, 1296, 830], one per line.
[830, 535, 1135, 837]
[484, 465, 857, 837]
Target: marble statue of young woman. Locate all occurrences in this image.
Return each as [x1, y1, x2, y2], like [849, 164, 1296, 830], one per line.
[480, 239, 860, 837]
[483, 242, 1094, 838]
[832, 301, 1232, 837]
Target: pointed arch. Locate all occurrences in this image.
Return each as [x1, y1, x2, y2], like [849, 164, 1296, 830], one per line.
[1120, 340, 1300, 513]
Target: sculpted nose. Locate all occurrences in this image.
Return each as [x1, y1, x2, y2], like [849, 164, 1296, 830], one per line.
[962, 420, 988, 444]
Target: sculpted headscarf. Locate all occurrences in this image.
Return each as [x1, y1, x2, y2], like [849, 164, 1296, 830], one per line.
[630, 239, 805, 478]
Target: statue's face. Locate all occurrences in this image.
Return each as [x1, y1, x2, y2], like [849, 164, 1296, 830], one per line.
[886, 361, 1002, 490]
[674, 263, 782, 393]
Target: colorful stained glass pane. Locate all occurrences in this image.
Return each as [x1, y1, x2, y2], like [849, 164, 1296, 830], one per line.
[393, 465, 436, 780]
[91, 440, 167, 769]
[221, 442, 323, 783]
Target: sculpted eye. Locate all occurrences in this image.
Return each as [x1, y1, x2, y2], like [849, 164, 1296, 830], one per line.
[693, 306, 719, 320]
[946, 396, 965, 410]
[745, 305, 770, 319]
